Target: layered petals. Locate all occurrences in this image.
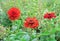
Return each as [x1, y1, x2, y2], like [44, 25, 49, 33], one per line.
[7, 7, 21, 21]
[24, 17, 39, 28]
[44, 12, 56, 19]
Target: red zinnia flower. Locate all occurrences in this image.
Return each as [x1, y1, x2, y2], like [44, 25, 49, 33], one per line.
[24, 17, 39, 28]
[44, 12, 56, 19]
[7, 7, 21, 21]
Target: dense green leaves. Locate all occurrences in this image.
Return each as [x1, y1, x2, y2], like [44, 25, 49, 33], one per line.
[0, 0, 60, 41]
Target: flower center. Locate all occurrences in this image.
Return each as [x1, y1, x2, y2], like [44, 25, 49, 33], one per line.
[12, 11, 16, 14]
[29, 20, 34, 25]
[48, 14, 52, 18]
[48, 14, 50, 15]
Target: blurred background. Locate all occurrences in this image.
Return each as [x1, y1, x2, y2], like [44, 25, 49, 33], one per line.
[0, 0, 60, 41]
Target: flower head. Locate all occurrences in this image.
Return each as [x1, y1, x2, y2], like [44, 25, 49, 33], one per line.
[24, 17, 39, 28]
[7, 7, 21, 21]
[44, 12, 56, 19]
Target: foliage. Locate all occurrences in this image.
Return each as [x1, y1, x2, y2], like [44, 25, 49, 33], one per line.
[0, 0, 60, 41]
